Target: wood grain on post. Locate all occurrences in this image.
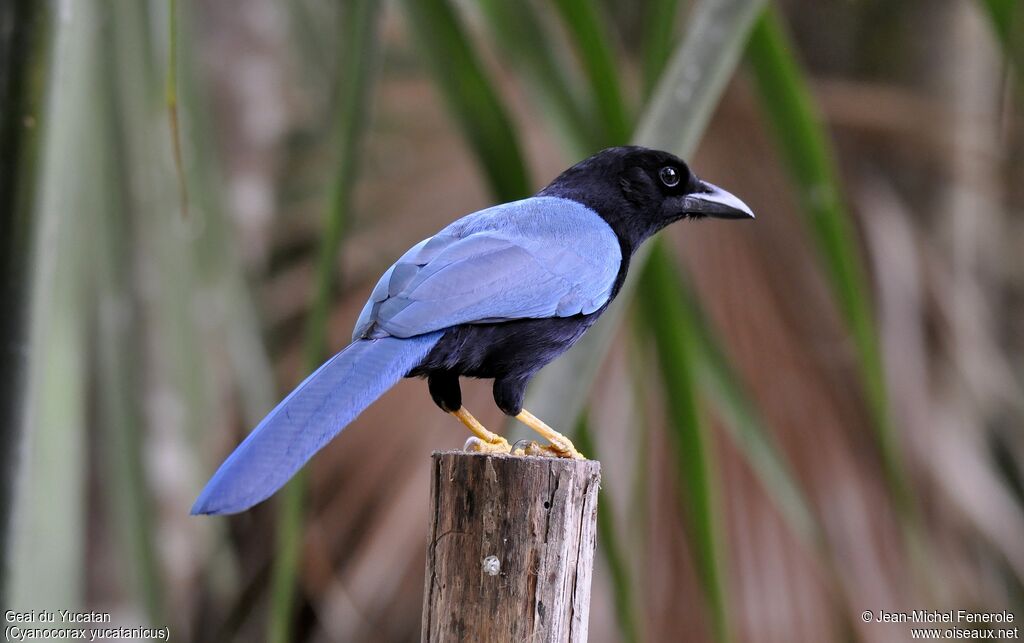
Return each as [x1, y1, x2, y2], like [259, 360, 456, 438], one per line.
[421, 451, 601, 642]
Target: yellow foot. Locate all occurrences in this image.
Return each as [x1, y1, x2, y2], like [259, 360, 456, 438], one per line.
[511, 440, 541, 456]
[513, 409, 586, 460]
[464, 436, 512, 454]
[511, 440, 575, 458]
[451, 407, 511, 454]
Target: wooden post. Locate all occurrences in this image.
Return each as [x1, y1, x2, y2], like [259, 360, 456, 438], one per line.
[422, 451, 601, 642]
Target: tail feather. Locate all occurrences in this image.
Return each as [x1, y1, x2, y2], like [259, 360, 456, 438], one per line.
[192, 332, 442, 515]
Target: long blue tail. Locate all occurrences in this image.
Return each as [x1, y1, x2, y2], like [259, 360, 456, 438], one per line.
[192, 332, 442, 515]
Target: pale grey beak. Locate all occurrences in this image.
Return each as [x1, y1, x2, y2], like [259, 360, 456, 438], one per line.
[681, 180, 755, 219]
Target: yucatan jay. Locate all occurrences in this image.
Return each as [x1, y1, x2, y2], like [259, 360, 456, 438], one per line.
[193, 146, 754, 515]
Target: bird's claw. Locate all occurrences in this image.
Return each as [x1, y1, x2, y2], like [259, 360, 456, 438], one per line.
[464, 436, 512, 455]
[544, 439, 585, 460]
[511, 439, 585, 460]
[511, 440, 545, 456]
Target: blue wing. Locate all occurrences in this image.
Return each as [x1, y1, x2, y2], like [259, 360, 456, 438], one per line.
[352, 196, 622, 340]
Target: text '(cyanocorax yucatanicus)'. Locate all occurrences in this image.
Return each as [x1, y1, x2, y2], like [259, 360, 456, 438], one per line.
[192, 146, 754, 515]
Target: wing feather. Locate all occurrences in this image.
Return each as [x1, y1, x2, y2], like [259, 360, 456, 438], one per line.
[352, 196, 620, 340]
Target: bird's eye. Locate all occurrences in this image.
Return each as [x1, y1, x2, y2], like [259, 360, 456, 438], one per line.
[659, 166, 680, 187]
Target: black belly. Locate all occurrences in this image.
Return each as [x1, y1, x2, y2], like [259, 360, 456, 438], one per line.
[410, 311, 601, 381]
[406, 311, 602, 416]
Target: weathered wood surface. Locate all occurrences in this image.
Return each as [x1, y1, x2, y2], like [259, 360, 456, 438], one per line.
[421, 451, 601, 642]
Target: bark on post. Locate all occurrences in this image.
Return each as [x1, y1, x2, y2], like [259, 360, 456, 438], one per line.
[422, 451, 601, 642]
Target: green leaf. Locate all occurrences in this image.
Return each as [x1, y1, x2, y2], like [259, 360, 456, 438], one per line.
[269, 1, 382, 640]
[551, 0, 632, 146]
[94, 0, 189, 623]
[978, 0, 1024, 76]
[642, 0, 682, 97]
[638, 243, 730, 643]
[476, 0, 595, 157]
[745, 7, 910, 511]
[175, 3, 277, 434]
[173, 0, 273, 620]
[0, 0, 51, 604]
[401, 0, 530, 201]
[165, 0, 189, 219]
[680, 272, 820, 547]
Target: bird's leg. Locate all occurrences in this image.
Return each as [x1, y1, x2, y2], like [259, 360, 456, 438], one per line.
[451, 407, 512, 454]
[430, 373, 511, 454]
[514, 409, 585, 460]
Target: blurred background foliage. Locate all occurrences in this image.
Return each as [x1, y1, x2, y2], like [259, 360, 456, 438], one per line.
[3, 0, 1024, 641]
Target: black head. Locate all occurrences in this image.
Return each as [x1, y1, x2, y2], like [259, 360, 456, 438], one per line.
[538, 146, 754, 254]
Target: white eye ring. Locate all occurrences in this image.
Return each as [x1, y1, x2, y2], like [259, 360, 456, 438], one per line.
[659, 166, 680, 187]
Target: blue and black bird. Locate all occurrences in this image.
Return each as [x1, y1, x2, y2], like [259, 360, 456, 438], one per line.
[192, 146, 753, 515]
